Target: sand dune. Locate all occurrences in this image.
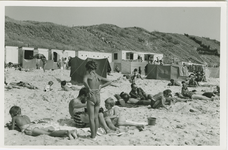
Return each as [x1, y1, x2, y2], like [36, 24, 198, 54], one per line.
[4, 68, 220, 146]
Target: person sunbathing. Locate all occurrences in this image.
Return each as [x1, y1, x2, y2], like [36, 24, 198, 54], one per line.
[104, 98, 145, 131]
[8, 106, 77, 140]
[61, 80, 77, 91]
[150, 89, 173, 110]
[129, 83, 153, 103]
[114, 92, 151, 106]
[168, 79, 181, 86]
[69, 87, 114, 134]
[181, 81, 215, 101]
[5, 81, 38, 90]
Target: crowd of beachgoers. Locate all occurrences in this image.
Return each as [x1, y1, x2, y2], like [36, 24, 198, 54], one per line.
[4, 61, 220, 146]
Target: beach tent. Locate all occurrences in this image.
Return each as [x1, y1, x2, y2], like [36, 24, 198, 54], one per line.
[146, 64, 187, 80]
[22, 59, 36, 69]
[70, 56, 111, 84]
[207, 67, 219, 78]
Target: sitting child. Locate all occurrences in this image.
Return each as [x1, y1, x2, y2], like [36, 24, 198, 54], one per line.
[104, 98, 145, 131]
[131, 69, 143, 83]
[8, 106, 77, 140]
[44, 81, 54, 92]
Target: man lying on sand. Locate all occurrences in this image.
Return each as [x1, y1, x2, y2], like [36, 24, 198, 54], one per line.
[7, 106, 77, 140]
[69, 87, 114, 134]
[104, 98, 145, 131]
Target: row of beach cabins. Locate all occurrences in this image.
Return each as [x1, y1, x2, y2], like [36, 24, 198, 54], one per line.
[4, 46, 164, 75]
[4, 46, 219, 78]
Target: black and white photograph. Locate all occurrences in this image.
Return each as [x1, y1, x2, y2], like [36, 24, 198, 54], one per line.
[2, 1, 227, 148]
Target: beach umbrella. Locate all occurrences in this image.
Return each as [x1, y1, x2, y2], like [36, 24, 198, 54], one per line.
[33, 54, 46, 59]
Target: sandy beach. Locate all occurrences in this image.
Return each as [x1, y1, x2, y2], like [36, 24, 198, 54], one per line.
[4, 68, 220, 146]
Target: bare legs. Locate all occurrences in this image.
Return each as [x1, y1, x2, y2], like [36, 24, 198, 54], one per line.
[87, 100, 100, 139]
[105, 117, 118, 131]
[192, 95, 213, 101]
[118, 116, 144, 128]
[98, 113, 112, 133]
[25, 128, 77, 140]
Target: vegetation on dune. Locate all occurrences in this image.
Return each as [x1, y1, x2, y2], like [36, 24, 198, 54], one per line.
[5, 16, 220, 66]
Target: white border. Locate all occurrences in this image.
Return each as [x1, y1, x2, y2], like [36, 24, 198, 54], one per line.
[0, 1, 227, 150]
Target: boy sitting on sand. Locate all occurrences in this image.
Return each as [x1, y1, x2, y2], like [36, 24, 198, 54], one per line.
[104, 98, 145, 131]
[7, 106, 77, 140]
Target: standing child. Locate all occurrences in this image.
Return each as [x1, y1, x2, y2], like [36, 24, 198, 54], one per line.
[8, 106, 77, 140]
[83, 61, 112, 140]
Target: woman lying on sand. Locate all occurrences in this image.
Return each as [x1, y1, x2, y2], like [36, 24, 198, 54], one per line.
[7, 106, 77, 140]
[104, 98, 145, 131]
[69, 87, 114, 134]
[181, 81, 216, 101]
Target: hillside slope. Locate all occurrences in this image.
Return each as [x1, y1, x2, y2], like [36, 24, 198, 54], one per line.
[5, 16, 220, 66]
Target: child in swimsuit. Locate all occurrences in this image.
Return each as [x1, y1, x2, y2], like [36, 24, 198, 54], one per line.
[104, 98, 145, 131]
[8, 106, 77, 140]
[83, 61, 113, 139]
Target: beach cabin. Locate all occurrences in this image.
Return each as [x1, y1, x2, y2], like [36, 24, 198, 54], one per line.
[4, 46, 22, 64]
[76, 51, 112, 63]
[17, 47, 36, 69]
[19, 47, 35, 60]
[51, 49, 75, 62]
[113, 50, 163, 63]
[113, 50, 163, 75]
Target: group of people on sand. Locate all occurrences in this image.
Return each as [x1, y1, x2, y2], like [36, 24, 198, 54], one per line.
[7, 60, 220, 141]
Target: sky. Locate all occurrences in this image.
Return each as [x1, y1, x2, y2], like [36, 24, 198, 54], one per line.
[5, 6, 221, 41]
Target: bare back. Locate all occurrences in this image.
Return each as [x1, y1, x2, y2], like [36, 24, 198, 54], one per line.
[14, 115, 31, 129]
[69, 98, 86, 117]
